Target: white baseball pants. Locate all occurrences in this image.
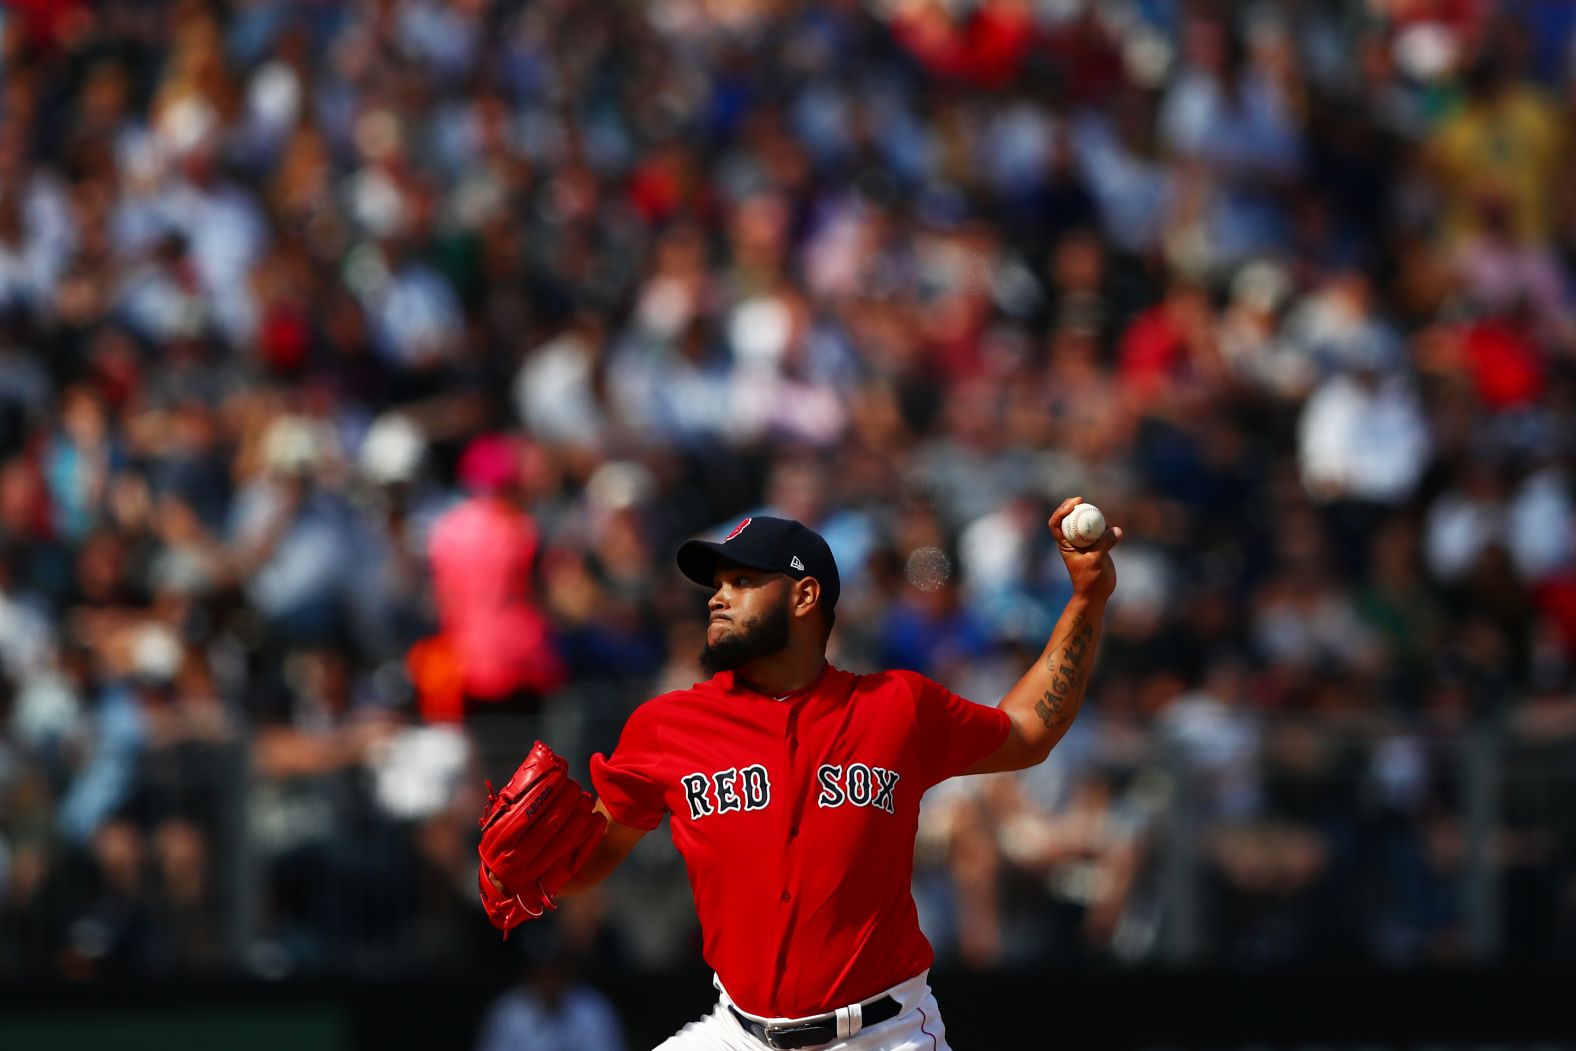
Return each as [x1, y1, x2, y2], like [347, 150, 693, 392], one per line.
[653, 971, 952, 1051]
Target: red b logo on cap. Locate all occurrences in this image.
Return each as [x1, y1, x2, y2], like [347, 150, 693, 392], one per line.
[724, 518, 752, 541]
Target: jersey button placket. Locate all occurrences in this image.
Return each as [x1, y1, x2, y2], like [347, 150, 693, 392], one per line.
[787, 729, 799, 840]
[785, 706, 801, 838]
[781, 707, 800, 905]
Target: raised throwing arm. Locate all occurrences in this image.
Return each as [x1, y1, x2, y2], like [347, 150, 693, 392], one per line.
[966, 497, 1120, 775]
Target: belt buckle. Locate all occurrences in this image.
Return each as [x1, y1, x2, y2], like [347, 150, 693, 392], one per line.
[762, 1020, 831, 1050]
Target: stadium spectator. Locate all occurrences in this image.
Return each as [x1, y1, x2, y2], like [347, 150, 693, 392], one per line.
[427, 433, 565, 718]
[475, 941, 627, 1051]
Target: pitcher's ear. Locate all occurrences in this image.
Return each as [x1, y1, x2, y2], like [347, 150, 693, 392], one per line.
[793, 576, 822, 620]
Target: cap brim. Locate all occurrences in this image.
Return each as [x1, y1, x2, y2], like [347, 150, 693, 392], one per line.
[676, 539, 778, 589]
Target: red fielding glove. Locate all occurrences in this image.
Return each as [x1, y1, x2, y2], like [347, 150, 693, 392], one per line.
[477, 740, 607, 935]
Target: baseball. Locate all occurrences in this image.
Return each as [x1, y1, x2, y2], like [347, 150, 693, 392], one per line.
[1064, 503, 1106, 548]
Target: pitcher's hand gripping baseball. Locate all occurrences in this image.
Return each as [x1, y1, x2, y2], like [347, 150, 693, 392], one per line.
[477, 740, 606, 934]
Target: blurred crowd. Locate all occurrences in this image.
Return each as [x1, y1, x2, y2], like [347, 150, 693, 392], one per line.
[0, 0, 1574, 990]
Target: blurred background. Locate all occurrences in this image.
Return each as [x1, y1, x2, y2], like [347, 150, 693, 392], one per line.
[0, 0, 1573, 1047]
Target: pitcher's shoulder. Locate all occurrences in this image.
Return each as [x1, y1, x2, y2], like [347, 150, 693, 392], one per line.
[639, 675, 734, 712]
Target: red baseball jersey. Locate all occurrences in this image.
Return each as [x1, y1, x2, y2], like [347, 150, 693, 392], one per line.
[588, 663, 1011, 1018]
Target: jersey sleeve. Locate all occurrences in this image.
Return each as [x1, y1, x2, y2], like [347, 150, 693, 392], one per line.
[900, 670, 1012, 789]
[588, 701, 669, 831]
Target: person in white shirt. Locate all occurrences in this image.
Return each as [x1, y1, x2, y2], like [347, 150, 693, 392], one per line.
[1298, 359, 1431, 506]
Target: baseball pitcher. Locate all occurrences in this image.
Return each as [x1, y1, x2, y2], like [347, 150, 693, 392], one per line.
[477, 499, 1120, 1050]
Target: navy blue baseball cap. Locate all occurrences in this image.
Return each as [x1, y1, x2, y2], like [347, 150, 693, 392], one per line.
[677, 516, 840, 610]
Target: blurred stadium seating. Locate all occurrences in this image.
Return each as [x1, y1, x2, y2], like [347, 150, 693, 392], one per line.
[0, 0, 1573, 1044]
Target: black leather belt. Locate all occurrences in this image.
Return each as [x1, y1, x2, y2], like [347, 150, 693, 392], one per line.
[729, 995, 901, 1050]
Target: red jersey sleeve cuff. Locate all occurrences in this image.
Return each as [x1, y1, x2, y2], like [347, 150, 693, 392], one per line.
[985, 704, 1012, 754]
[589, 752, 667, 831]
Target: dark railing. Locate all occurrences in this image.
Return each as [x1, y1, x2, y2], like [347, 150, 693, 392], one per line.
[5, 693, 1576, 984]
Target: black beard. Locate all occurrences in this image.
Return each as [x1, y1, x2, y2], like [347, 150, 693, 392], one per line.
[700, 599, 791, 672]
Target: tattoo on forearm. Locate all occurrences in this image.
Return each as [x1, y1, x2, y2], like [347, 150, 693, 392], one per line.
[1034, 617, 1094, 731]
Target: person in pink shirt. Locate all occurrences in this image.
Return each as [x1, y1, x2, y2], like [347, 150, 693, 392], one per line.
[426, 434, 566, 717]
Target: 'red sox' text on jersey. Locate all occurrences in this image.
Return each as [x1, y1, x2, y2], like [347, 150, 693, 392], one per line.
[588, 663, 1010, 1020]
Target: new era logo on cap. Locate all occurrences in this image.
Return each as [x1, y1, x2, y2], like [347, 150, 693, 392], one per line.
[790, 556, 805, 571]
